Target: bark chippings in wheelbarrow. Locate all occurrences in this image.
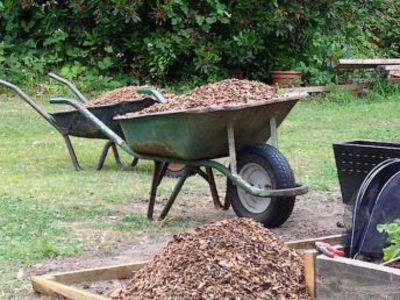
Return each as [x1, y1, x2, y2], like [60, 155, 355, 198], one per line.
[87, 85, 174, 107]
[137, 78, 278, 115]
[111, 218, 311, 300]
[116, 94, 300, 160]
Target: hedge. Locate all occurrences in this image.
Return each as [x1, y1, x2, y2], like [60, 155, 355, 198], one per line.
[0, 1, 399, 88]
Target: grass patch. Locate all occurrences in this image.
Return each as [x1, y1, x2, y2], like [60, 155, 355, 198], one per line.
[0, 195, 81, 263]
[0, 195, 82, 297]
[1, 84, 400, 296]
[280, 88, 400, 188]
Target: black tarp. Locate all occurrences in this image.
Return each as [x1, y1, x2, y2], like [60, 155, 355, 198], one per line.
[345, 158, 400, 260]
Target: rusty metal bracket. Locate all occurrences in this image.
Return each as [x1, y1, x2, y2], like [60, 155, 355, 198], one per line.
[269, 115, 278, 149]
[227, 122, 237, 174]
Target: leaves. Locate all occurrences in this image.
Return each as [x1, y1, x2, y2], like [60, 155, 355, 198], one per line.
[378, 220, 400, 261]
[0, 1, 399, 85]
[98, 57, 113, 70]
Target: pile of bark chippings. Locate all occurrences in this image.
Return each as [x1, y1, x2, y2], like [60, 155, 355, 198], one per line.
[110, 218, 311, 300]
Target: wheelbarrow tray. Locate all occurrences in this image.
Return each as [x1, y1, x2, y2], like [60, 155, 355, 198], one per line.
[116, 94, 306, 160]
[51, 99, 155, 139]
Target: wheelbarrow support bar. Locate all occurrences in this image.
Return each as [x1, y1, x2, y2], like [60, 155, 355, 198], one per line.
[200, 160, 308, 197]
[48, 72, 88, 103]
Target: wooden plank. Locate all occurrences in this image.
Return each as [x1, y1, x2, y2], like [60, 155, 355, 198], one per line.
[51, 261, 148, 285]
[280, 84, 366, 95]
[333, 59, 400, 69]
[303, 250, 317, 298]
[316, 255, 400, 300]
[376, 64, 400, 72]
[285, 234, 343, 250]
[32, 276, 110, 300]
[388, 70, 400, 78]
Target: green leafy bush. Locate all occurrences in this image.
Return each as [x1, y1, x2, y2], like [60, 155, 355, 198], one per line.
[378, 220, 400, 261]
[0, 1, 399, 90]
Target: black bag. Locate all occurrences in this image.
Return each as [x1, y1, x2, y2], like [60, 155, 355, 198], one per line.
[345, 158, 400, 260]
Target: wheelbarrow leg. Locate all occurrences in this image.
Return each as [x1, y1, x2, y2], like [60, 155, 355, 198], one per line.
[195, 167, 208, 181]
[147, 161, 169, 220]
[131, 157, 139, 168]
[205, 167, 222, 209]
[194, 167, 230, 210]
[97, 141, 113, 170]
[111, 143, 127, 169]
[159, 167, 193, 220]
[98, 141, 136, 170]
[205, 167, 230, 210]
[63, 135, 81, 171]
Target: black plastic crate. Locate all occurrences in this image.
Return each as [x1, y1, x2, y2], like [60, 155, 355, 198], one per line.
[333, 140, 400, 204]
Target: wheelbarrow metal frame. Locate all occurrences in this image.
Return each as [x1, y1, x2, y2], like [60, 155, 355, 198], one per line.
[50, 95, 309, 221]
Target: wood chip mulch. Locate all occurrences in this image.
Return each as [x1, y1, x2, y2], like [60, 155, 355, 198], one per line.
[133, 79, 279, 115]
[109, 218, 311, 300]
[86, 86, 174, 107]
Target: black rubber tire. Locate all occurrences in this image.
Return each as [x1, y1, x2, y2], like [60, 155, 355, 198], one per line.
[226, 143, 296, 228]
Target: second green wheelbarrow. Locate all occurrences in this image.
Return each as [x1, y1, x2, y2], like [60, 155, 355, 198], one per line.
[0, 74, 165, 171]
[51, 92, 309, 227]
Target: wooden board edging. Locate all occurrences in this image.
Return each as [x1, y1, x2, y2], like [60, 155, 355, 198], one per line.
[32, 261, 149, 300]
[50, 261, 149, 285]
[31, 276, 110, 300]
[31, 235, 344, 300]
[286, 234, 343, 250]
[316, 255, 400, 300]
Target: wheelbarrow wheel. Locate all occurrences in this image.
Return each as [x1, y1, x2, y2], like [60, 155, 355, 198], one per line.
[226, 143, 295, 228]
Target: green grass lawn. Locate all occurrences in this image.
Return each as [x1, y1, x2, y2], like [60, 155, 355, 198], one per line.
[1, 87, 400, 297]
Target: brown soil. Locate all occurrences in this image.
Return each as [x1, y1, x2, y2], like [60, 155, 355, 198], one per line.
[134, 79, 278, 115]
[87, 86, 174, 107]
[112, 219, 311, 300]
[23, 190, 344, 299]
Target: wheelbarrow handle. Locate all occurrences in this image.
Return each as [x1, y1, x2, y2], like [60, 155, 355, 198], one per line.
[48, 72, 88, 103]
[49, 97, 135, 157]
[0, 79, 60, 131]
[137, 87, 167, 103]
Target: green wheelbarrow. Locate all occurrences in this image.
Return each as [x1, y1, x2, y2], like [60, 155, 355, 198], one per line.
[0, 74, 165, 171]
[50, 92, 309, 228]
